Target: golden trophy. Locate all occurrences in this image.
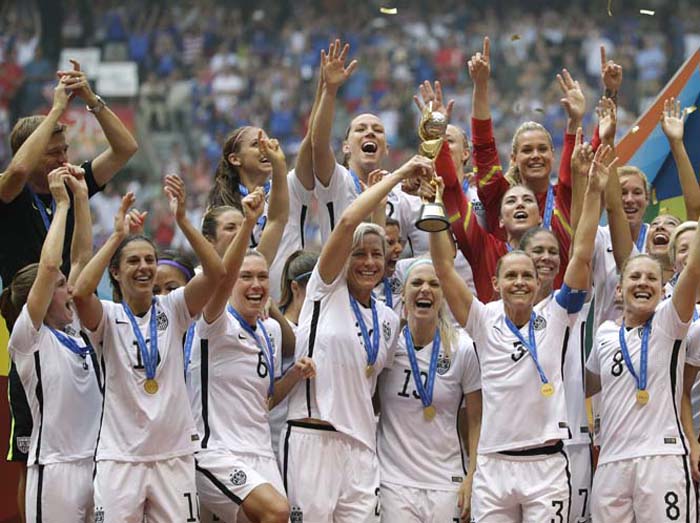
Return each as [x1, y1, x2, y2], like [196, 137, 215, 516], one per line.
[415, 102, 450, 232]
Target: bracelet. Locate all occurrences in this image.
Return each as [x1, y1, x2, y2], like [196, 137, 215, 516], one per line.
[604, 89, 618, 104]
[86, 95, 106, 114]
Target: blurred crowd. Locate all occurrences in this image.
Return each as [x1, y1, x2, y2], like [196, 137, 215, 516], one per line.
[1, 0, 700, 250]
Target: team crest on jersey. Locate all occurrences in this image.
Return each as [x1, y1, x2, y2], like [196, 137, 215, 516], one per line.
[290, 506, 303, 522]
[94, 506, 105, 522]
[16, 436, 30, 454]
[155, 310, 169, 331]
[389, 276, 401, 294]
[437, 353, 451, 375]
[64, 324, 77, 336]
[230, 468, 247, 486]
[382, 321, 392, 343]
[532, 315, 547, 331]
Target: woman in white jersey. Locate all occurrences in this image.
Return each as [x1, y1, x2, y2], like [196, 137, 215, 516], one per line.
[376, 258, 481, 522]
[283, 154, 431, 521]
[586, 208, 700, 521]
[0, 167, 99, 522]
[519, 226, 593, 522]
[72, 175, 225, 522]
[430, 143, 613, 522]
[193, 188, 314, 523]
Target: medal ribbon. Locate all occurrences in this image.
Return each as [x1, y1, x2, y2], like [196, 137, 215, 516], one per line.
[542, 184, 555, 230]
[635, 223, 649, 253]
[348, 169, 363, 195]
[403, 325, 441, 409]
[30, 190, 56, 231]
[349, 294, 380, 368]
[183, 323, 195, 376]
[504, 312, 550, 386]
[382, 277, 393, 309]
[618, 317, 652, 392]
[49, 327, 92, 358]
[122, 298, 159, 380]
[227, 305, 275, 397]
[239, 181, 270, 230]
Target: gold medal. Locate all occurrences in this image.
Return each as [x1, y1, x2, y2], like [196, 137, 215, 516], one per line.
[423, 405, 437, 421]
[636, 389, 650, 406]
[144, 379, 159, 394]
[365, 364, 375, 377]
[541, 383, 554, 397]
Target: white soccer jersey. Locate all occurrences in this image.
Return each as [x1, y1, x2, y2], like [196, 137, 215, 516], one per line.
[85, 287, 199, 462]
[190, 311, 282, 458]
[265, 170, 313, 302]
[466, 291, 582, 453]
[465, 182, 487, 229]
[9, 306, 102, 466]
[681, 305, 700, 436]
[587, 298, 690, 466]
[377, 330, 480, 490]
[592, 224, 644, 329]
[373, 275, 403, 316]
[535, 296, 592, 447]
[286, 267, 400, 451]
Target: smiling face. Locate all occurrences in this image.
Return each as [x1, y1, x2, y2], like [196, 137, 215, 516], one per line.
[646, 214, 680, 258]
[153, 264, 189, 296]
[499, 185, 541, 235]
[619, 170, 649, 228]
[673, 228, 696, 273]
[384, 224, 403, 277]
[343, 113, 388, 173]
[227, 127, 272, 179]
[231, 254, 269, 323]
[493, 252, 540, 308]
[511, 129, 553, 184]
[522, 230, 560, 287]
[111, 240, 158, 302]
[45, 273, 74, 329]
[619, 255, 662, 319]
[347, 232, 386, 299]
[403, 263, 442, 322]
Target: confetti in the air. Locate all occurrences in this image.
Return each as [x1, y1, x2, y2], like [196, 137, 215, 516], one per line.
[631, 125, 640, 134]
[510, 34, 521, 41]
[534, 107, 545, 113]
[380, 7, 397, 14]
[639, 9, 655, 16]
[607, 0, 613, 16]
[685, 105, 697, 116]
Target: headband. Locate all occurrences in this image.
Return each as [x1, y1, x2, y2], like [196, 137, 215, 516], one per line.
[292, 270, 313, 282]
[157, 259, 194, 281]
[402, 258, 434, 284]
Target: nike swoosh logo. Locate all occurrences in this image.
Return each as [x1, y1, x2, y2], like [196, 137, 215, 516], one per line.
[238, 333, 247, 340]
[606, 247, 613, 253]
[116, 320, 129, 325]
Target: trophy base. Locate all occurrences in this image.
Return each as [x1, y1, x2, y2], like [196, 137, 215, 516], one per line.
[415, 203, 450, 232]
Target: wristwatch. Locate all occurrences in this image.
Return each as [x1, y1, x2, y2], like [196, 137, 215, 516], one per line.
[86, 95, 106, 114]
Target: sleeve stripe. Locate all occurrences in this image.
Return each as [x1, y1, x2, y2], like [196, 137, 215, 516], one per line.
[478, 165, 503, 188]
[554, 208, 573, 236]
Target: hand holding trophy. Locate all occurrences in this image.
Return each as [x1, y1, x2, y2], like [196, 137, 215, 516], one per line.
[415, 101, 450, 232]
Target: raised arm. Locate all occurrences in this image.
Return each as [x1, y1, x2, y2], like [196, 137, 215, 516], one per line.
[565, 145, 618, 290]
[294, 63, 324, 190]
[25, 169, 71, 329]
[671, 219, 700, 322]
[429, 178, 475, 327]
[203, 189, 264, 323]
[0, 80, 69, 203]
[255, 133, 289, 266]
[65, 166, 92, 287]
[570, 128, 595, 232]
[311, 40, 358, 187]
[73, 193, 133, 330]
[59, 60, 138, 187]
[318, 157, 432, 284]
[164, 175, 225, 318]
[661, 97, 700, 221]
[468, 37, 490, 121]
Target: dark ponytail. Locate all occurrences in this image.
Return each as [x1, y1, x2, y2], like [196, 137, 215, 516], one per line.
[0, 263, 40, 332]
[207, 126, 252, 210]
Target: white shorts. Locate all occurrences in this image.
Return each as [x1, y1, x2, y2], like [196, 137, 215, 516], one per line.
[472, 443, 571, 523]
[195, 449, 285, 523]
[26, 458, 94, 523]
[565, 443, 592, 523]
[591, 454, 696, 523]
[380, 481, 460, 523]
[93, 455, 197, 523]
[282, 421, 380, 523]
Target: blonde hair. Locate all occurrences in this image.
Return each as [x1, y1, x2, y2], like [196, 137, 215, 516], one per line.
[617, 166, 651, 199]
[619, 253, 662, 282]
[351, 223, 387, 255]
[668, 221, 697, 266]
[401, 258, 458, 357]
[505, 121, 553, 186]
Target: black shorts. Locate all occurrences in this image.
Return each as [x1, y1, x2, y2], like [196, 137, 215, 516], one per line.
[7, 360, 32, 462]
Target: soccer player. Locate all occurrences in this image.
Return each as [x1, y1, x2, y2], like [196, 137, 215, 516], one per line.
[72, 175, 224, 522]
